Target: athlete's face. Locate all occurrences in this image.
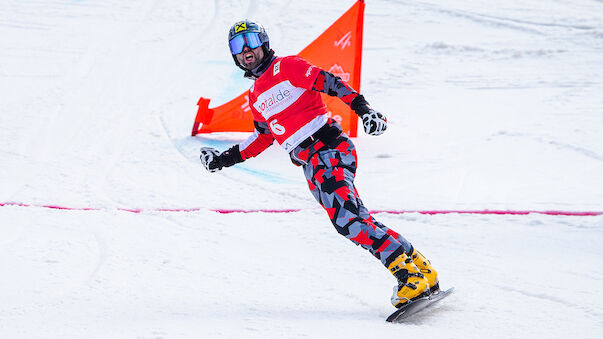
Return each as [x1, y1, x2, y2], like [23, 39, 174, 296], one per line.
[235, 45, 264, 70]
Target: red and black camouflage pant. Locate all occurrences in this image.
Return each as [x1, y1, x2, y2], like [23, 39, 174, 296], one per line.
[299, 133, 412, 268]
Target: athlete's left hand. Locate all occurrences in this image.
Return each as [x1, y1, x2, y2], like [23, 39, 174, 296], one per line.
[362, 109, 387, 136]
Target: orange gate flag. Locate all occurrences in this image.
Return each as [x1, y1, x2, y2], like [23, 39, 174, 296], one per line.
[191, 0, 365, 137]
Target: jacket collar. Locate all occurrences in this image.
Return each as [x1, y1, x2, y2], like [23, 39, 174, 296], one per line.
[244, 50, 276, 80]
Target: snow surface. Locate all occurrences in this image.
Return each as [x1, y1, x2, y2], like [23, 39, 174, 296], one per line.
[1, 0, 603, 338]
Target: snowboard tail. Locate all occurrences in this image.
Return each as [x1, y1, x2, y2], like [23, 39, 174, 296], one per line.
[386, 287, 454, 323]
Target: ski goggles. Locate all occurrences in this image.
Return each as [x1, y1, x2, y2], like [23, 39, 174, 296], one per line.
[229, 32, 263, 55]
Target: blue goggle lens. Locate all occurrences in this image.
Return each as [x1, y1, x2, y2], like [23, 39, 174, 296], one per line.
[229, 32, 263, 55]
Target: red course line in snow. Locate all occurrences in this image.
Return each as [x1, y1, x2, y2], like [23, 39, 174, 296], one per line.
[211, 209, 303, 214]
[369, 210, 603, 216]
[1, 201, 602, 216]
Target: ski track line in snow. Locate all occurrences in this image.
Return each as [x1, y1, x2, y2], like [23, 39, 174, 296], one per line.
[1, 201, 601, 216]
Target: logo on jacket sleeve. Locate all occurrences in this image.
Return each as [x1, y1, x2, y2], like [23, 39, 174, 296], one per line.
[305, 66, 313, 77]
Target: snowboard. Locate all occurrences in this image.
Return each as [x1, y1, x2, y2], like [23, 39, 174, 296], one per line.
[386, 287, 455, 323]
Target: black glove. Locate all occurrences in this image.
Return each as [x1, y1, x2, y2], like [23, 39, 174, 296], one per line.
[199, 145, 243, 173]
[351, 95, 387, 136]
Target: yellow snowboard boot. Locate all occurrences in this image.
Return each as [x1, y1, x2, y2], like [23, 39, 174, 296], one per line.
[388, 253, 429, 308]
[409, 246, 439, 293]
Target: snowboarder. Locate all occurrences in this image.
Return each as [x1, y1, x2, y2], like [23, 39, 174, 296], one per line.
[199, 20, 439, 309]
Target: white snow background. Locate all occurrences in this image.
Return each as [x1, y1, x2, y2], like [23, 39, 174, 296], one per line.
[1, 0, 603, 338]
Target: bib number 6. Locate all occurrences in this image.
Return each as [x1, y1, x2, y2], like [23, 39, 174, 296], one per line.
[269, 120, 286, 135]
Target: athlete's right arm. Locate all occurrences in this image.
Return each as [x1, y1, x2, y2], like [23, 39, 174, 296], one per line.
[199, 120, 274, 173]
[239, 120, 274, 160]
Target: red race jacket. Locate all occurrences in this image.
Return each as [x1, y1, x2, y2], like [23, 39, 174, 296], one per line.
[240, 56, 329, 158]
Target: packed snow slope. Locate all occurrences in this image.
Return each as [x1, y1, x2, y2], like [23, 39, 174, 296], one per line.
[1, 0, 603, 338]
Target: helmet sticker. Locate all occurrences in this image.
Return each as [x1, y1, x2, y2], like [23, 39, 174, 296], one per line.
[234, 22, 247, 33]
